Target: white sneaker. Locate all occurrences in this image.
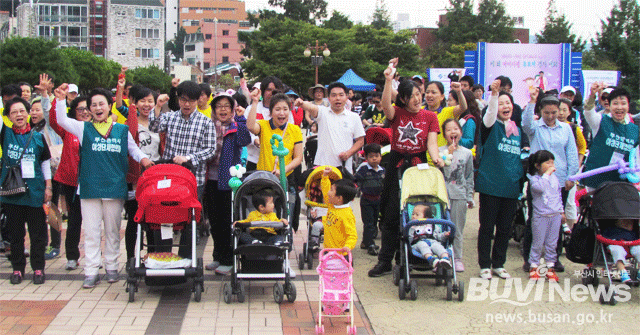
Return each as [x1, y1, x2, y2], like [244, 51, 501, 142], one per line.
[205, 261, 220, 271]
[65, 260, 78, 271]
[492, 268, 511, 279]
[215, 265, 232, 275]
[480, 268, 492, 280]
[289, 268, 296, 279]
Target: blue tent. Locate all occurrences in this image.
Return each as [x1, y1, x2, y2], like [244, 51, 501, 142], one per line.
[336, 69, 376, 91]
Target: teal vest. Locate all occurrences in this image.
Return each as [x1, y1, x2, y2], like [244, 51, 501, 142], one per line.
[0, 128, 46, 207]
[476, 122, 523, 199]
[582, 116, 638, 188]
[79, 122, 129, 199]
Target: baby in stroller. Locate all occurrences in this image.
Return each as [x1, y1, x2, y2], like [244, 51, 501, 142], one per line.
[601, 218, 640, 284]
[234, 189, 289, 246]
[409, 204, 452, 270]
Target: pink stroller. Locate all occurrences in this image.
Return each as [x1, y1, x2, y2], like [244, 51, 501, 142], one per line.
[315, 249, 356, 335]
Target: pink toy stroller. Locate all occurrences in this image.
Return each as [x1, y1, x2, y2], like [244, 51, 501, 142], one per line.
[315, 249, 356, 335]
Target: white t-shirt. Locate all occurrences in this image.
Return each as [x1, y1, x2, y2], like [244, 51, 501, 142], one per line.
[138, 123, 161, 161]
[314, 105, 365, 173]
[246, 101, 295, 164]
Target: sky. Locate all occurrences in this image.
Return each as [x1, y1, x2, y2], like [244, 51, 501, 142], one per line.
[244, 0, 619, 41]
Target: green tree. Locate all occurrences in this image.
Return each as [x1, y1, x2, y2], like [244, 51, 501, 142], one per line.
[217, 74, 237, 90]
[240, 18, 420, 94]
[267, 0, 328, 23]
[590, 0, 640, 98]
[322, 10, 353, 30]
[536, 0, 585, 52]
[166, 27, 187, 60]
[476, 0, 514, 42]
[370, 0, 392, 30]
[247, 9, 282, 28]
[420, 42, 477, 69]
[436, 0, 514, 44]
[61, 48, 113, 90]
[128, 65, 172, 92]
[105, 60, 123, 89]
[0, 37, 78, 86]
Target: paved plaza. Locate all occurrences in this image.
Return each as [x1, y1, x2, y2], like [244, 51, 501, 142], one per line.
[1, 194, 638, 334]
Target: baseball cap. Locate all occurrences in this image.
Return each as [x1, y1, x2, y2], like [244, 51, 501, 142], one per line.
[412, 75, 424, 83]
[252, 82, 261, 90]
[68, 84, 79, 93]
[603, 88, 614, 95]
[560, 86, 576, 95]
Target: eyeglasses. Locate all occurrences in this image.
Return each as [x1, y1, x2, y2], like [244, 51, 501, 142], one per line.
[9, 109, 27, 116]
[76, 107, 89, 112]
[179, 96, 197, 104]
[215, 104, 232, 110]
[371, 100, 381, 104]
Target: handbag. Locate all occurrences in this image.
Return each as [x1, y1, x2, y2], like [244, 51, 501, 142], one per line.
[0, 130, 35, 197]
[565, 208, 595, 264]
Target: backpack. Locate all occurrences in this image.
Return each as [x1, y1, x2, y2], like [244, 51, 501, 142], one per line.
[565, 208, 595, 264]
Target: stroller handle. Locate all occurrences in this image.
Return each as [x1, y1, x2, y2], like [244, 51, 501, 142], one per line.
[318, 248, 352, 265]
[153, 159, 196, 172]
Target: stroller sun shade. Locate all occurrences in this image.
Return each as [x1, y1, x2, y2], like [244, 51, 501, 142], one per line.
[233, 171, 287, 222]
[591, 182, 640, 220]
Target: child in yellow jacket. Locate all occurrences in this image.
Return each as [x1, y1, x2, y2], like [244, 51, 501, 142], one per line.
[234, 189, 288, 246]
[319, 167, 358, 254]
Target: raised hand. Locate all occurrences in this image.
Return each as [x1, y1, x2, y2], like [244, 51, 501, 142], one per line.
[171, 78, 180, 88]
[450, 81, 462, 92]
[250, 88, 261, 103]
[294, 98, 304, 108]
[529, 86, 539, 103]
[384, 57, 398, 81]
[117, 77, 126, 89]
[490, 79, 501, 96]
[54, 83, 69, 101]
[34, 73, 52, 94]
[235, 105, 245, 117]
[156, 94, 169, 107]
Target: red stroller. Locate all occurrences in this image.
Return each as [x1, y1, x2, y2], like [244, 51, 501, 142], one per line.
[126, 163, 205, 302]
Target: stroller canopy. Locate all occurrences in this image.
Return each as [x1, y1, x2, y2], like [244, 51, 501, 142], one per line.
[400, 167, 449, 208]
[592, 182, 640, 219]
[233, 171, 287, 221]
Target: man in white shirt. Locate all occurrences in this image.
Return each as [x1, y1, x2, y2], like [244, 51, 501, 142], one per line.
[295, 82, 365, 174]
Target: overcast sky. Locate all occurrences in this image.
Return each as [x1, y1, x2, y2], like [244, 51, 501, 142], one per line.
[245, 0, 618, 41]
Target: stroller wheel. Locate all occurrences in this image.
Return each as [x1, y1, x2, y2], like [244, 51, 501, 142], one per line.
[347, 325, 357, 335]
[409, 280, 418, 301]
[193, 282, 203, 302]
[223, 282, 232, 304]
[581, 268, 599, 286]
[236, 280, 246, 303]
[446, 280, 453, 301]
[298, 253, 305, 270]
[306, 253, 314, 270]
[457, 281, 465, 302]
[392, 265, 401, 286]
[435, 267, 443, 287]
[127, 282, 136, 303]
[599, 285, 617, 305]
[286, 282, 297, 302]
[315, 325, 325, 335]
[273, 282, 284, 304]
[398, 279, 406, 300]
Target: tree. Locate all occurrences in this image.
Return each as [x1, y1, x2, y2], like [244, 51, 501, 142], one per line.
[0, 37, 78, 86]
[216, 74, 237, 90]
[247, 9, 282, 28]
[536, 0, 585, 52]
[128, 65, 172, 92]
[420, 42, 477, 69]
[165, 27, 187, 60]
[370, 0, 392, 30]
[322, 10, 353, 30]
[590, 0, 640, 98]
[267, 0, 328, 23]
[60, 48, 113, 90]
[436, 0, 514, 44]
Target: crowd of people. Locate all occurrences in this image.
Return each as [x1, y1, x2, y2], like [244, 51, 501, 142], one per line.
[1, 57, 639, 290]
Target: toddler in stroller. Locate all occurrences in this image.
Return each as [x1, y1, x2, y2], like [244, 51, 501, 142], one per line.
[409, 204, 452, 270]
[234, 189, 289, 246]
[601, 218, 640, 284]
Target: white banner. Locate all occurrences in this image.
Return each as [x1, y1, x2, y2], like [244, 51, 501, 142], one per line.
[427, 68, 466, 98]
[581, 70, 619, 99]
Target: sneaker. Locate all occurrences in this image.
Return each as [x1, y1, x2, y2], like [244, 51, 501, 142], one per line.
[106, 270, 119, 283]
[44, 247, 60, 260]
[10, 270, 23, 284]
[215, 265, 232, 275]
[288, 268, 296, 279]
[367, 245, 379, 256]
[33, 270, 45, 285]
[82, 275, 100, 289]
[479, 268, 492, 280]
[65, 260, 78, 271]
[205, 261, 220, 271]
[438, 258, 452, 270]
[455, 260, 465, 272]
[426, 256, 437, 268]
[553, 260, 565, 273]
[562, 223, 572, 235]
[360, 242, 368, 250]
[620, 270, 632, 284]
[546, 268, 559, 282]
[368, 262, 392, 277]
[529, 267, 541, 281]
[522, 261, 530, 272]
[492, 268, 511, 279]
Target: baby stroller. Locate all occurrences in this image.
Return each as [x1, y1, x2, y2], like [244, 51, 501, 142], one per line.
[511, 149, 531, 243]
[304, 131, 318, 169]
[393, 166, 464, 301]
[127, 162, 204, 302]
[315, 249, 356, 335]
[575, 182, 640, 305]
[223, 169, 296, 304]
[299, 166, 342, 270]
[363, 127, 392, 166]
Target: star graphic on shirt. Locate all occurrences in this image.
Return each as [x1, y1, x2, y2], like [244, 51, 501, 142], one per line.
[397, 121, 423, 145]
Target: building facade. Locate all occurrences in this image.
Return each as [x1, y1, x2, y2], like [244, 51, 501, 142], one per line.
[183, 20, 243, 71]
[178, 0, 249, 34]
[18, 0, 92, 51]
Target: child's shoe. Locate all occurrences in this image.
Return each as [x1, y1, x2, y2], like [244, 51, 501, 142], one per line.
[33, 270, 45, 285]
[620, 270, 632, 284]
[44, 246, 60, 260]
[546, 268, 559, 282]
[562, 223, 571, 235]
[427, 256, 438, 270]
[438, 257, 452, 270]
[529, 267, 541, 281]
[10, 270, 23, 284]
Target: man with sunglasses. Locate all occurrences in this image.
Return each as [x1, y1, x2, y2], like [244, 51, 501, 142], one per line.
[361, 91, 386, 128]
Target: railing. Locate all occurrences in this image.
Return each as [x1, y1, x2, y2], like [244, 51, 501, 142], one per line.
[38, 15, 87, 23]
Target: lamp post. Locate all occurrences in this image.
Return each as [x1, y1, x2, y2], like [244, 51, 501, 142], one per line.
[214, 17, 218, 90]
[304, 40, 330, 85]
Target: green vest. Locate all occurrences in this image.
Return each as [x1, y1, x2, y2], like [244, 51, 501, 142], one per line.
[582, 116, 638, 188]
[78, 122, 129, 199]
[0, 127, 46, 207]
[476, 122, 523, 199]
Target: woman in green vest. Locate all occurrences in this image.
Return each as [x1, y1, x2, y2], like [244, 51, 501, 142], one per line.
[2, 97, 52, 285]
[476, 79, 524, 280]
[53, 84, 153, 289]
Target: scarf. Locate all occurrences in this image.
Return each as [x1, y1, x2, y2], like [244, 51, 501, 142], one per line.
[12, 123, 31, 135]
[505, 120, 519, 138]
[211, 119, 230, 166]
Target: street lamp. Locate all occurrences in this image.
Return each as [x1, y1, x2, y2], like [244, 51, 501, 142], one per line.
[304, 40, 330, 85]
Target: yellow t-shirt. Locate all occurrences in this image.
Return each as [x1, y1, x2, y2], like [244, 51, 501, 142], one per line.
[111, 103, 127, 124]
[197, 105, 212, 119]
[257, 119, 302, 176]
[238, 210, 281, 235]
[320, 176, 358, 251]
[436, 106, 456, 147]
